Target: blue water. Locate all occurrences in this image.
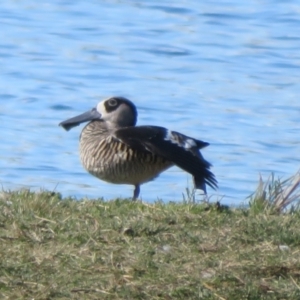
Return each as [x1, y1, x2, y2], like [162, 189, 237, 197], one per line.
[1, 1, 300, 205]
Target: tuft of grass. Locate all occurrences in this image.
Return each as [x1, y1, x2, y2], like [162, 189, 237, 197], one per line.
[248, 171, 300, 214]
[1, 187, 300, 299]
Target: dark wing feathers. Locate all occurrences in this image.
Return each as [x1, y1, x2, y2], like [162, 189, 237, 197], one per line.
[114, 126, 217, 191]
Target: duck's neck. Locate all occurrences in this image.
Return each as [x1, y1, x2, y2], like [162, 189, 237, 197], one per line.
[80, 121, 109, 139]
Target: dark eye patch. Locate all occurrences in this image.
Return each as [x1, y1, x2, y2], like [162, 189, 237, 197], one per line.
[108, 98, 118, 107]
[105, 97, 120, 112]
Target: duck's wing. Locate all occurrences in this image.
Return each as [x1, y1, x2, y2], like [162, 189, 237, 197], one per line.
[113, 125, 217, 192]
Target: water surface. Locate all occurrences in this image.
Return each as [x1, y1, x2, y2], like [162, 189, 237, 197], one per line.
[1, 0, 300, 205]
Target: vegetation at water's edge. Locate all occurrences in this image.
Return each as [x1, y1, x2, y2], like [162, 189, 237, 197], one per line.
[1, 172, 300, 299]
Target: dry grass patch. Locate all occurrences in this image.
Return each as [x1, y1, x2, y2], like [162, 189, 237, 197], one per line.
[0, 189, 300, 299]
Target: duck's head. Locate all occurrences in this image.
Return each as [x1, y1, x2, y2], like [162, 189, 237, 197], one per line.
[59, 96, 138, 131]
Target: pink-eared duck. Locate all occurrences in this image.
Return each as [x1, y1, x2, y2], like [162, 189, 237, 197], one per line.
[59, 97, 217, 200]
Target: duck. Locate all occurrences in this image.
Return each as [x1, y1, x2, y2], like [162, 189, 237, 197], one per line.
[59, 96, 217, 200]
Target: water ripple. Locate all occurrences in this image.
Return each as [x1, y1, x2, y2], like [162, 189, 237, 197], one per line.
[1, 0, 300, 204]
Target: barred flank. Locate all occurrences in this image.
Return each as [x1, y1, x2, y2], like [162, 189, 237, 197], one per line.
[79, 122, 172, 185]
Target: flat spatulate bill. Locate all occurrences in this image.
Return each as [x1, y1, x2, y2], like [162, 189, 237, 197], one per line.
[59, 108, 102, 131]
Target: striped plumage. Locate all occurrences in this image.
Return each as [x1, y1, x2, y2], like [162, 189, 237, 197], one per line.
[79, 121, 172, 189]
[59, 96, 217, 199]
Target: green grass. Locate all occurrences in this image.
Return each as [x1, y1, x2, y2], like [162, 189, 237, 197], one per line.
[1, 183, 300, 299]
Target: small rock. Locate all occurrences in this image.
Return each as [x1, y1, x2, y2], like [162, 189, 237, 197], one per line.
[278, 245, 290, 251]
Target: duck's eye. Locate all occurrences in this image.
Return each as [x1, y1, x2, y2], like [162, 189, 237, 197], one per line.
[108, 98, 118, 107]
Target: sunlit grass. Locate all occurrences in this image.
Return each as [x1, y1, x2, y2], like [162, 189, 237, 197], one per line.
[1, 172, 300, 299]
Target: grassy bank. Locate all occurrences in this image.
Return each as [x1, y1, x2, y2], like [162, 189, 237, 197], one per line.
[1, 186, 300, 299]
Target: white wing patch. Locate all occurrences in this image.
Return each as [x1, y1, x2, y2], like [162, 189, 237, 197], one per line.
[184, 138, 197, 149]
[164, 130, 175, 143]
[164, 130, 196, 150]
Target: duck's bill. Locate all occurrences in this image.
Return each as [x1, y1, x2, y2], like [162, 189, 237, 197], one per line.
[59, 108, 102, 131]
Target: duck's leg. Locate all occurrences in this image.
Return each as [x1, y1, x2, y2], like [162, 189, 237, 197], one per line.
[132, 184, 140, 201]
